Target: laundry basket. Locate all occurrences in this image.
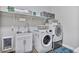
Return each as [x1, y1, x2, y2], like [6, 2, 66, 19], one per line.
[54, 47, 73, 53]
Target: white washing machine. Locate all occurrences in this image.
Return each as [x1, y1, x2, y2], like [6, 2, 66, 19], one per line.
[45, 19, 63, 49]
[48, 21, 63, 49]
[53, 22, 63, 49]
[50, 22, 63, 42]
[33, 30, 52, 53]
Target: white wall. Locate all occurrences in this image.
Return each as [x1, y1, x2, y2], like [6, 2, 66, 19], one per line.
[78, 7, 79, 47]
[51, 6, 79, 49]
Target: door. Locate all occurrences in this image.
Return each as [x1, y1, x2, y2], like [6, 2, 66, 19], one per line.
[55, 24, 62, 37]
[24, 35, 32, 52]
[15, 36, 24, 53]
[43, 35, 51, 45]
[2, 36, 13, 51]
[42, 34, 52, 47]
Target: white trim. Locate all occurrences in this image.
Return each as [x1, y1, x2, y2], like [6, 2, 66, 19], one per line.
[63, 44, 75, 50]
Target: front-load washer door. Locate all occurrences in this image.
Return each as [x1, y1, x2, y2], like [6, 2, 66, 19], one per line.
[55, 25, 62, 37]
[42, 34, 52, 47]
[53, 23, 63, 42]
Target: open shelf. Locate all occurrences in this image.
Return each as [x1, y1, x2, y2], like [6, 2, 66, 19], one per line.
[0, 11, 48, 20]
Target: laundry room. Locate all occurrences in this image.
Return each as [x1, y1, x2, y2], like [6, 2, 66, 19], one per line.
[0, 6, 79, 53]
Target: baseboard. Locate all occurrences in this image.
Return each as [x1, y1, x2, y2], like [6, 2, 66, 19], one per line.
[63, 44, 75, 50]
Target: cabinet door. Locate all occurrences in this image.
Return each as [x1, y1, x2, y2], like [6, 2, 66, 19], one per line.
[15, 37, 24, 53]
[24, 36, 32, 52]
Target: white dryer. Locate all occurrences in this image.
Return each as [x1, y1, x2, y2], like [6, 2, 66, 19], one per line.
[52, 22, 63, 42]
[48, 21, 63, 49]
[33, 30, 52, 53]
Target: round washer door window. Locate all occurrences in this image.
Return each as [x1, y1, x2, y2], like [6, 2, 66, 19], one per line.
[55, 25, 62, 37]
[43, 35, 51, 45]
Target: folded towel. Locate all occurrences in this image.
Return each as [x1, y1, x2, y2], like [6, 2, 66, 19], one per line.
[54, 47, 73, 53]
